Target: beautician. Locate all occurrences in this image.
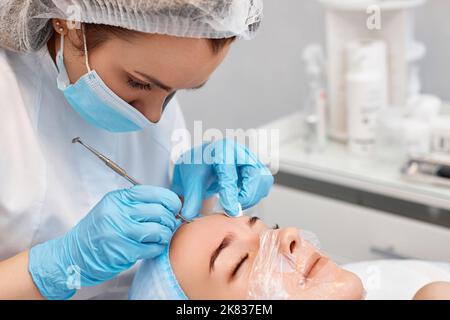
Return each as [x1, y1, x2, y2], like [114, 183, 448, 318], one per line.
[0, 0, 272, 299]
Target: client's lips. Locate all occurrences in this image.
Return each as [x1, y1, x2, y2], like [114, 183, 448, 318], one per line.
[302, 252, 322, 279]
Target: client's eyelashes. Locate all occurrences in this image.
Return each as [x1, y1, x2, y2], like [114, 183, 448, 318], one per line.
[272, 224, 280, 230]
[231, 253, 249, 280]
[127, 76, 154, 91]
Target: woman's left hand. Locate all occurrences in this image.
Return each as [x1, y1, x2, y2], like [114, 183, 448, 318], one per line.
[171, 139, 274, 220]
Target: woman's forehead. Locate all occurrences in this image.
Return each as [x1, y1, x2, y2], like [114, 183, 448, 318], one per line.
[110, 34, 224, 83]
[178, 215, 236, 237]
[169, 215, 235, 275]
[173, 215, 247, 248]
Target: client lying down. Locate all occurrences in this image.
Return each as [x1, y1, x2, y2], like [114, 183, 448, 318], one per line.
[129, 214, 450, 300]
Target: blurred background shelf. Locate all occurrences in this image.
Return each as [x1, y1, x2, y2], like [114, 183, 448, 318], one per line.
[279, 132, 450, 212]
[262, 110, 450, 215]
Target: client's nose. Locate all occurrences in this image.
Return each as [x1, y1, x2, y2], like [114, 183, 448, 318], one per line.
[279, 227, 301, 255]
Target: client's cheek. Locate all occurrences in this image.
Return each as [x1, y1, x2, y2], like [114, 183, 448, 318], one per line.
[223, 268, 256, 300]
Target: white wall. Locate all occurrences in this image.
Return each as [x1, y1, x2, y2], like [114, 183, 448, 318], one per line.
[178, 0, 449, 132]
[416, 0, 450, 101]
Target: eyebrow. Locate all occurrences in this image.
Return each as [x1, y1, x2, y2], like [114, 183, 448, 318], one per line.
[209, 233, 234, 273]
[134, 71, 208, 92]
[248, 216, 260, 227]
[209, 217, 260, 273]
[134, 71, 172, 92]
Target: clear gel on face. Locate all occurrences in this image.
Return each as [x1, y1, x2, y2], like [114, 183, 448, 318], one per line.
[247, 229, 349, 300]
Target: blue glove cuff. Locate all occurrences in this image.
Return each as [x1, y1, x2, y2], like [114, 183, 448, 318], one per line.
[29, 239, 77, 300]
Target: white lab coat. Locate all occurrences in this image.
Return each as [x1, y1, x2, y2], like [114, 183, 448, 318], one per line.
[0, 46, 188, 299]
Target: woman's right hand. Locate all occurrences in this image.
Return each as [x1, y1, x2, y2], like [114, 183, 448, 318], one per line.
[28, 185, 181, 300]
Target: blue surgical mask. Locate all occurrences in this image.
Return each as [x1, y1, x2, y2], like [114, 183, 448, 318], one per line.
[56, 31, 152, 132]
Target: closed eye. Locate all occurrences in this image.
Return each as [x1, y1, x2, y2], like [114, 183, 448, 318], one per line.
[230, 253, 249, 280]
[127, 76, 154, 91]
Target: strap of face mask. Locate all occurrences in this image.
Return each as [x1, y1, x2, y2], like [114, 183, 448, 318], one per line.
[60, 31, 64, 57]
[81, 24, 92, 72]
[59, 24, 92, 73]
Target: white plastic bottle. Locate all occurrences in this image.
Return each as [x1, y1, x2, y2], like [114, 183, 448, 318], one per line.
[302, 44, 328, 153]
[345, 40, 388, 156]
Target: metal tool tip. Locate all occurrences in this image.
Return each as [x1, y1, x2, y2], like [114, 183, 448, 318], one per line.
[72, 137, 81, 144]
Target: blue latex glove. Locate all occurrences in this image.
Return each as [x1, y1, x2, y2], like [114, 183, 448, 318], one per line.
[29, 185, 181, 300]
[171, 139, 274, 219]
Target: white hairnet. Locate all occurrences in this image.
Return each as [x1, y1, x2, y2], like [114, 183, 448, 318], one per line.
[0, 0, 263, 52]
